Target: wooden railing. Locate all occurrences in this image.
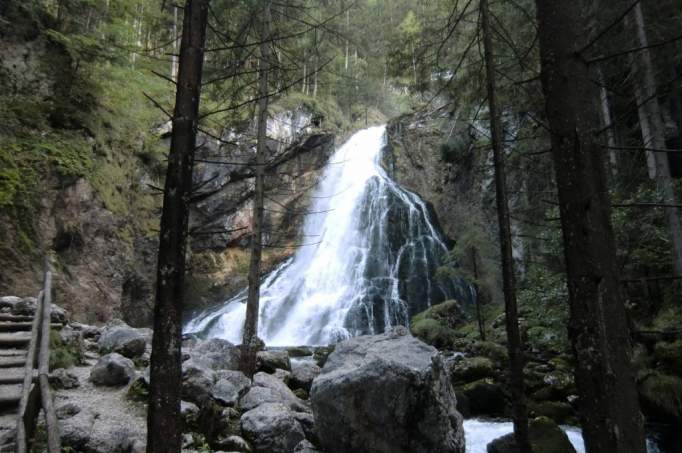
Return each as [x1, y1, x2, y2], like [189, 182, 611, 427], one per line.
[15, 268, 61, 453]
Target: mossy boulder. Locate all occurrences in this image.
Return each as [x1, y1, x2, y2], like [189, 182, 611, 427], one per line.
[654, 340, 682, 375]
[487, 416, 576, 453]
[451, 356, 496, 384]
[460, 379, 508, 416]
[467, 340, 508, 364]
[410, 300, 466, 349]
[638, 371, 682, 423]
[531, 370, 576, 402]
[529, 400, 575, 425]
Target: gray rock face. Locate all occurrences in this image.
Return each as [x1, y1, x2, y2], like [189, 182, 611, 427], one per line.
[290, 361, 321, 392]
[241, 403, 306, 453]
[49, 368, 80, 389]
[256, 350, 291, 373]
[98, 322, 147, 358]
[192, 338, 241, 370]
[310, 327, 465, 453]
[252, 372, 309, 413]
[212, 370, 250, 406]
[90, 353, 135, 386]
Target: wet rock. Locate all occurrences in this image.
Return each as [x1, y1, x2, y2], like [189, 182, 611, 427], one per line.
[256, 350, 291, 373]
[98, 322, 147, 358]
[241, 403, 306, 453]
[49, 368, 80, 389]
[90, 353, 135, 386]
[311, 327, 465, 453]
[290, 361, 321, 392]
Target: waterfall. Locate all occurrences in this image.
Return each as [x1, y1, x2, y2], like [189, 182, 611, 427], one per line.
[184, 125, 472, 346]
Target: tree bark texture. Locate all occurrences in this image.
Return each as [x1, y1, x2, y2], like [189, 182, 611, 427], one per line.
[147, 1, 209, 452]
[535, 1, 647, 452]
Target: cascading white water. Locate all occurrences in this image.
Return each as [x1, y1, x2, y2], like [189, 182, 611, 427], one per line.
[185, 125, 471, 346]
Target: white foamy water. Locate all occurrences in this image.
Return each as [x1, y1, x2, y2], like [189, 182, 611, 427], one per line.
[185, 125, 470, 345]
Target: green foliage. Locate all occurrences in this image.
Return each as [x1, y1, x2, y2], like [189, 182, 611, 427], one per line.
[638, 371, 682, 421]
[49, 330, 83, 370]
[127, 378, 150, 404]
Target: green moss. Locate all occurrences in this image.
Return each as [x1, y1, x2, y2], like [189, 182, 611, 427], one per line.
[411, 317, 457, 349]
[451, 356, 495, 383]
[638, 371, 682, 422]
[127, 378, 150, 404]
[529, 401, 575, 425]
[49, 330, 83, 370]
[654, 340, 682, 375]
[528, 416, 577, 453]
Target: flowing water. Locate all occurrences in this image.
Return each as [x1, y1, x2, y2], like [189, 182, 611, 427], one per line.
[184, 125, 471, 345]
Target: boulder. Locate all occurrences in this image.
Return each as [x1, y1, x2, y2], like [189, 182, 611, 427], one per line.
[90, 353, 135, 386]
[290, 361, 321, 392]
[256, 350, 291, 373]
[486, 416, 576, 453]
[72, 322, 102, 339]
[310, 327, 465, 453]
[253, 372, 309, 413]
[461, 379, 509, 416]
[241, 403, 306, 453]
[51, 303, 68, 323]
[312, 345, 335, 367]
[98, 322, 147, 358]
[287, 346, 314, 358]
[182, 358, 216, 406]
[239, 386, 285, 411]
[192, 338, 241, 370]
[212, 370, 251, 406]
[450, 356, 495, 383]
[49, 368, 80, 389]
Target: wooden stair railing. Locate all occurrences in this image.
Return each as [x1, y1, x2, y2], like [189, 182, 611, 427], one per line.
[15, 268, 61, 453]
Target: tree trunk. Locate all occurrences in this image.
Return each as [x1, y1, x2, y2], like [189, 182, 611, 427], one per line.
[171, 6, 179, 81]
[628, 2, 682, 276]
[535, 1, 647, 452]
[241, 1, 271, 378]
[480, 1, 530, 451]
[597, 68, 618, 176]
[147, 1, 209, 452]
[471, 248, 486, 341]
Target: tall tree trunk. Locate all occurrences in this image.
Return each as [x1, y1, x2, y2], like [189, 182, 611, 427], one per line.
[147, 1, 209, 452]
[535, 1, 647, 452]
[480, 1, 530, 451]
[241, 1, 271, 378]
[628, 2, 682, 276]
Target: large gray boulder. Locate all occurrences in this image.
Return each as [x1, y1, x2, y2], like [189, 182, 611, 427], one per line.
[98, 322, 147, 358]
[310, 327, 465, 453]
[252, 372, 309, 413]
[212, 370, 251, 406]
[192, 338, 241, 370]
[290, 361, 321, 392]
[90, 353, 135, 386]
[240, 403, 306, 453]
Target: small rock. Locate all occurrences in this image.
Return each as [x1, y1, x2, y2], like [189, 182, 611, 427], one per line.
[56, 402, 81, 420]
[72, 322, 102, 339]
[181, 401, 200, 429]
[214, 435, 252, 452]
[49, 368, 80, 389]
[98, 322, 147, 358]
[256, 350, 291, 373]
[241, 403, 305, 453]
[51, 303, 68, 323]
[90, 353, 135, 386]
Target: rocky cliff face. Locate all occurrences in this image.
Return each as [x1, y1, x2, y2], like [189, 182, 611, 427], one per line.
[383, 111, 485, 244]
